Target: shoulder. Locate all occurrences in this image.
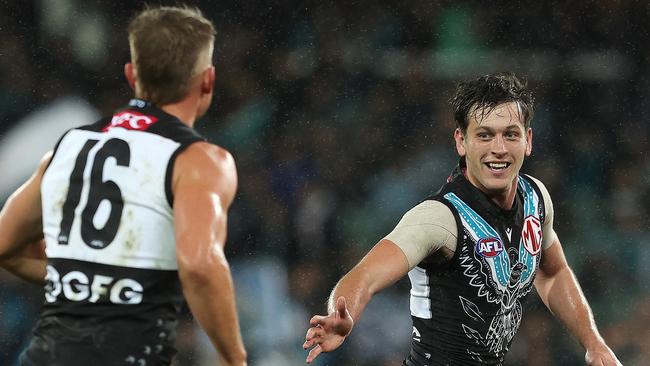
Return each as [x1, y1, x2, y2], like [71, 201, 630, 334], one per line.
[182, 141, 234, 164]
[410, 200, 455, 220]
[385, 199, 459, 268]
[400, 200, 457, 234]
[523, 174, 547, 193]
[522, 174, 553, 206]
[38, 151, 54, 174]
[176, 142, 236, 178]
[173, 142, 237, 199]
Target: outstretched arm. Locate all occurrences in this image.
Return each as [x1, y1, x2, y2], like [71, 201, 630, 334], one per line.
[303, 239, 409, 363]
[535, 240, 621, 366]
[173, 142, 246, 366]
[0, 152, 51, 285]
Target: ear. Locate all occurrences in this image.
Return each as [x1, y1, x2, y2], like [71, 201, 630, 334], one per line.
[525, 128, 532, 156]
[454, 128, 467, 157]
[200, 66, 215, 95]
[124, 63, 136, 91]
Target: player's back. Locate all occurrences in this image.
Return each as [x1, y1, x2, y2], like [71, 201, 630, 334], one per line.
[21, 99, 204, 366]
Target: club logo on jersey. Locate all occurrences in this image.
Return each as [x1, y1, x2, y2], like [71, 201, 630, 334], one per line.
[475, 237, 504, 257]
[104, 110, 158, 131]
[522, 215, 542, 255]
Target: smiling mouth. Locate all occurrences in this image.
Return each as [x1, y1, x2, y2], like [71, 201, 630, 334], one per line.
[485, 162, 511, 171]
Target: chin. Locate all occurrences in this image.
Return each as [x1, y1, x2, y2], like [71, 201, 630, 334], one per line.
[196, 106, 209, 119]
[481, 180, 511, 195]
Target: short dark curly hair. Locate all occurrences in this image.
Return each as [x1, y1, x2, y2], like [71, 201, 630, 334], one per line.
[451, 72, 535, 134]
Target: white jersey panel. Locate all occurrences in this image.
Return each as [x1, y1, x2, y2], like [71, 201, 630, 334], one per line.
[41, 127, 180, 270]
[408, 266, 432, 319]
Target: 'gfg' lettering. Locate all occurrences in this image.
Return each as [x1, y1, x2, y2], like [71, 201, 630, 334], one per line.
[45, 265, 143, 304]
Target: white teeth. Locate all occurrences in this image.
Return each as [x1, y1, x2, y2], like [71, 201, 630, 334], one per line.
[488, 163, 508, 169]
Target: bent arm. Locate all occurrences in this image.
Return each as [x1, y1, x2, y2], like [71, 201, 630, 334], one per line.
[0, 239, 47, 284]
[535, 241, 602, 348]
[0, 153, 51, 284]
[327, 239, 409, 322]
[173, 142, 246, 365]
[535, 240, 619, 364]
[531, 177, 619, 364]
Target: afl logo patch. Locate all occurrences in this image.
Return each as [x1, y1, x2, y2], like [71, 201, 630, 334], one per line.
[476, 237, 504, 257]
[522, 215, 542, 255]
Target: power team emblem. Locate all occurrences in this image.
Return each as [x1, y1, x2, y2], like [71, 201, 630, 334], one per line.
[522, 215, 542, 255]
[103, 110, 158, 131]
[475, 237, 504, 257]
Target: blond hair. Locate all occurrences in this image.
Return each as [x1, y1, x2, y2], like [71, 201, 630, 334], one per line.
[128, 5, 216, 105]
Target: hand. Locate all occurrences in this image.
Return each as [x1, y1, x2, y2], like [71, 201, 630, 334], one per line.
[585, 344, 622, 366]
[303, 297, 354, 364]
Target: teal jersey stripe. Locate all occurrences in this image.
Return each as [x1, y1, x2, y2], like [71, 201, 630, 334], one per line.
[444, 192, 510, 287]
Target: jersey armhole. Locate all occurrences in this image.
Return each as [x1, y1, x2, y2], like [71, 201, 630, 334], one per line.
[44, 128, 73, 173]
[164, 140, 203, 208]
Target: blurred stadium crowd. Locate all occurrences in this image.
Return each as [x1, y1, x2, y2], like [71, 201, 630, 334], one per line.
[1, 1, 649, 365]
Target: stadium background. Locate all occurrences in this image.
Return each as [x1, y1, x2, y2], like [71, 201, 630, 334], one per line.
[1, 0, 648, 365]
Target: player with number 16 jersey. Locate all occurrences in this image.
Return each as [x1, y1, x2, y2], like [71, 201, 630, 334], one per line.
[29, 99, 203, 364]
[0, 5, 247, 366]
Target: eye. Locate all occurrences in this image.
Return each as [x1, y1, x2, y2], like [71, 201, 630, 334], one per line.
[505, 131, 520, 140]
[477, 132, 491, 140]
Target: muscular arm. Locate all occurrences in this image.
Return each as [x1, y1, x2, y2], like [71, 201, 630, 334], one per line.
[1, 240, 47, 284]
[304, 200, 456, 362]
[329, 199, 456, 319]
[173, 142, 246, 366]
[535, 240, 619, 365]
[535, 241, 602, 348]
[303, 239, 409, 363]
[0, 153, 50, 284]
[532, 176, 620, 365]
[327, 239, 410, 318]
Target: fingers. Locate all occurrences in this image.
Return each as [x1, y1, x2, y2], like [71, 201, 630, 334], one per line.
[310, 315, 328, 327]
[304, 326, 324, 345]
[303, 325, 324, 365]
[306, 344, 323, 364]
[336, 296, 347, 318]
[302, 337, 316, 350]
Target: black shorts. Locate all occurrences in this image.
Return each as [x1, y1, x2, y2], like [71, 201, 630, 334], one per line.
[19, 316, 177, 366]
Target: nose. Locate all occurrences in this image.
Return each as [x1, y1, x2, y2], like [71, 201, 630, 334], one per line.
[491, 135, 507, 155]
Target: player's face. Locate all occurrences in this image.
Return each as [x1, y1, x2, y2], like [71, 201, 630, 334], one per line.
[454, 101, 532, 197]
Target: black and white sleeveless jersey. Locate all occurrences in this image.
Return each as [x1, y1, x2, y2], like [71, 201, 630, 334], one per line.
[33, 99, 204, 364]
[405, 167, 546, 366]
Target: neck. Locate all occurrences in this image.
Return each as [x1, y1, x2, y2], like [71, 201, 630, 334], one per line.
[488, 177, 519, 210]
[154, 94, 201, 128]
[463, 171, 519, 210]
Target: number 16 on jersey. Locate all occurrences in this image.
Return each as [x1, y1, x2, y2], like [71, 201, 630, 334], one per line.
[57, 138, 131, 250]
